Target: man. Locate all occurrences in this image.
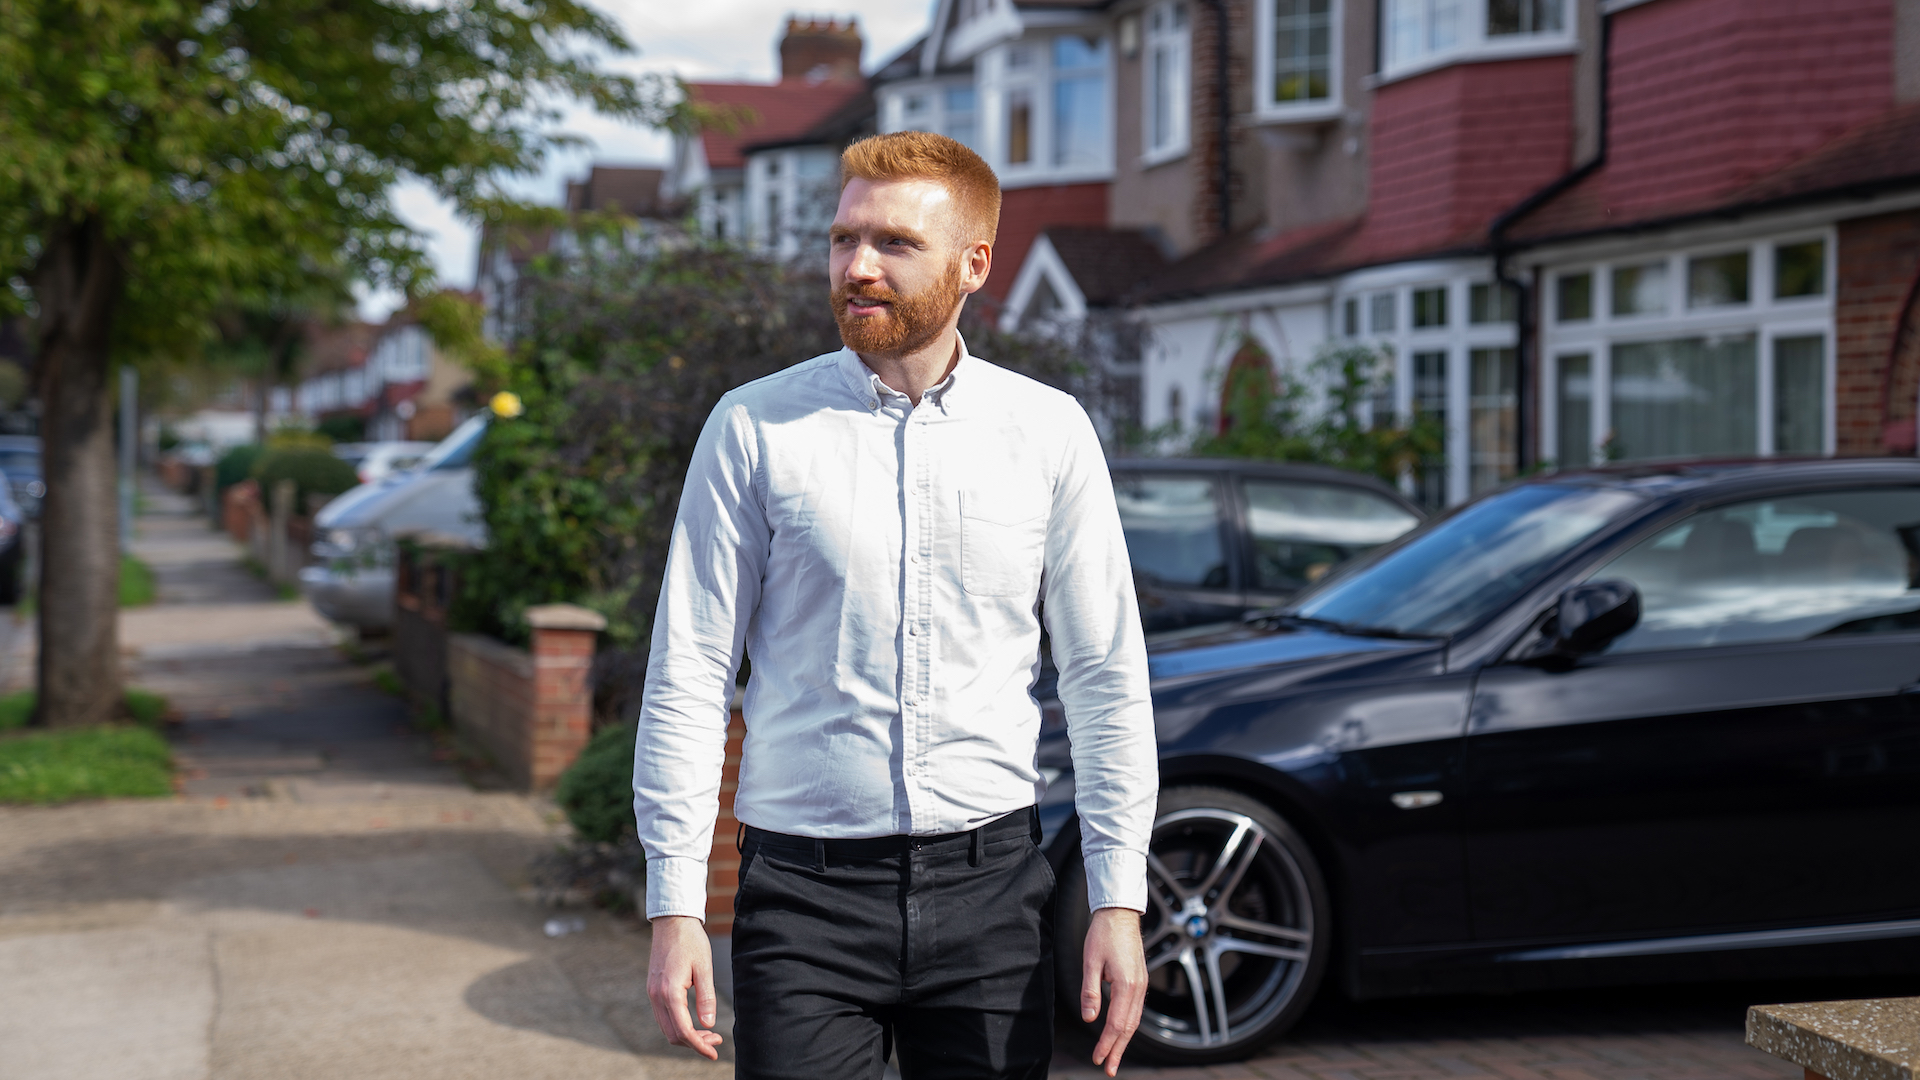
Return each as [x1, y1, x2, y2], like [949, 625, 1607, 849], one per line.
[636, 130, 1158, 1079]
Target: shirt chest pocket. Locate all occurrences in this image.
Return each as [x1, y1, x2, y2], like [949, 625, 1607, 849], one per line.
[960, 489, 1049, 597]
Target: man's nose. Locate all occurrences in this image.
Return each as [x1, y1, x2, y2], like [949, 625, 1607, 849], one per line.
[846, 242, 883, 282]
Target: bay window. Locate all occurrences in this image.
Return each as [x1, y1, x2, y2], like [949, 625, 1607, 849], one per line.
[1143, 1, 1190, 161]
[879, 78, 982, 151]
[981, 32, 1113, 182]
[1382, 0, 1570, 79]
[1542, 233, 1835, 468]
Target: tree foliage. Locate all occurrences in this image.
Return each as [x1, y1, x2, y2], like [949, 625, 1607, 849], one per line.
[1191, 339, 1444, 485]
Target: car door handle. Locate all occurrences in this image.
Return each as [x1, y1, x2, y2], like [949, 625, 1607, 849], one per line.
[1391, 791, 1443, 810]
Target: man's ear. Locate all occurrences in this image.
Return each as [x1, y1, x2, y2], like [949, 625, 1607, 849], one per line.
[960, 239, 993, 295]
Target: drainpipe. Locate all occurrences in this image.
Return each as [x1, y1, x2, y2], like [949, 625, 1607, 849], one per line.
[1490, 7, 1612, 473]
[1201, 0, 1232, 237]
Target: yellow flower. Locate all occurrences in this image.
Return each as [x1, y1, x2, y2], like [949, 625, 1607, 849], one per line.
[489, 391, 524, 418]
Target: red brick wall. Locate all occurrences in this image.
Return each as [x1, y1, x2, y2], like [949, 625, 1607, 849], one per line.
[1836, 209, 1920, 455]
[1367, 56, 1575, 257]
[985, 183, 1109, 309]
[446, 627, 595, 791]
[1602, 0, 1893, 220]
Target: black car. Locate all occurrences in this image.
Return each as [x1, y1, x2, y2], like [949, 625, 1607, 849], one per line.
[1112, 459, 1423, 633]
[1039, 458, 1920, 1064]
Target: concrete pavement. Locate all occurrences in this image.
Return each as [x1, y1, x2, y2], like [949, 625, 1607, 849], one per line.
[0, 483, 732, 1079]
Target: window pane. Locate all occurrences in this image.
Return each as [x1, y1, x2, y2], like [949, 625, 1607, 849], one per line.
[1054, 72, 1107, 166]
[1556, 272, 1592, 322]
[945, 85, 976, 113]
[1369, 292, 1396, 333]
[1590, 490, 1920, 653]
[1774, 335, 1825, 455]
[1489, 0, 1564, 35]
[1610, 335, 1756, 460]
[1243, 479, 1420, 592]
[1687, 251, 1750, 308]
[1272, 0, 1333, 103]
[1414, 350, 1449, 509]
[1470, 348, 1517, 495]
[1611, 262, 1669, 316]
[1150, 45, 1171, 148]
[1343, 297, 1359, 337]
[1429, 0, 1466, 50]
[1113, 475, 1228, 588]
[1556, 353, 1592, 469]
[1412, 286, 1448, 328]
[1054, 34, 1106, 70]
[1775, 240, 1826, 299]
[1007, 88, 1032, 164]
[1470, 282, 1516, 324]
[904, 93, 932, 125]
[1385, 0, 1422, 68]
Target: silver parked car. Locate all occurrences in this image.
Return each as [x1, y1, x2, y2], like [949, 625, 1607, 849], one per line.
[300, 416, 486, 631]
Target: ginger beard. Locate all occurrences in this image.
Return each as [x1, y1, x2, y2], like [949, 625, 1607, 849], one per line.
[831, 255, 966, 358]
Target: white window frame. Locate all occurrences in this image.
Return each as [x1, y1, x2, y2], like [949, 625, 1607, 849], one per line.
[1254, 0, 1342, 122]
[878, 77, 978, 147]
[978, 32, 1115, 188]
[1378, 0, 1575, 84]
[1141, 0, 1191, 164]
[1333, 261, 1518, 506]
[1539, 230, 1839, 470]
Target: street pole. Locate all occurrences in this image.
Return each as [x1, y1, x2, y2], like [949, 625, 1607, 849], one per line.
[119, 365, 136, 549]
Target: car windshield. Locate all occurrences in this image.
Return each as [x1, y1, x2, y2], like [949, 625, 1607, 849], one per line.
[417, 416, 487, 472]
[1288, 483, 1646, 638]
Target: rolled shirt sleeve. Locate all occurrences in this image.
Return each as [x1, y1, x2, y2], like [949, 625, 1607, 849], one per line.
[1041, 407, 1158, 913]
[633, 397, 768, 921]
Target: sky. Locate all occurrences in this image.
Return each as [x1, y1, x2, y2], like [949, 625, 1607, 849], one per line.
[355, 0, 933, 320]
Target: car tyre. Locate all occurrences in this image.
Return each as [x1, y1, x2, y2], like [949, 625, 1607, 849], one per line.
[1055, 785, 1331, 1066]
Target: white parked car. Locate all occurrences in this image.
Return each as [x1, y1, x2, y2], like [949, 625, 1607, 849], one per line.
[301, 418, 486, 631]
[332, 440, 436, 484]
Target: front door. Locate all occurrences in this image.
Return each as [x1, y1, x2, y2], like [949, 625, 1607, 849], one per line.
[1463, 488, 1920, 945]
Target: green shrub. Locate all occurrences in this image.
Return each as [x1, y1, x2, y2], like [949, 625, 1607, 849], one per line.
[123, 688, 169, 727]
[251, 446, 360, 510]
[0, 726, 173, 803]
[214, 443, 263, 497]
[555, 722, 635, 843]
[317, 414, 365, 443]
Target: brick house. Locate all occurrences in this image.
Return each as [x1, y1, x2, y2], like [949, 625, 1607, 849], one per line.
[913, 0, 1920, 508]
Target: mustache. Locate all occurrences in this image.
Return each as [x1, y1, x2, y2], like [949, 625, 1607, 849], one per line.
[832, 282, 902, 308]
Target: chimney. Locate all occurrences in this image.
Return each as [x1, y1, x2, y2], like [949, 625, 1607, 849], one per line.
[779, 16, 863, 84]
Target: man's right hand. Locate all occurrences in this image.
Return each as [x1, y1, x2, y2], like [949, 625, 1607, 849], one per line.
[646, 915, 723, 1059]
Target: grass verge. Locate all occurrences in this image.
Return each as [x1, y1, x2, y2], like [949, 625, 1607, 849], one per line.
[0, 688, 173, 732]
[16, 554, 158, 615]
[0, 725, 173, 803]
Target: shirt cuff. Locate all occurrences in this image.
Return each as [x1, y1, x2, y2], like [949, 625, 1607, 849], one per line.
[645, 855, 711, 922]
[1082, 848, 1147, 913]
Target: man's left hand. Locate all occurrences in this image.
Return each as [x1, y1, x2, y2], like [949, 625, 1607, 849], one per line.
[1081, 906, 1147, 1076]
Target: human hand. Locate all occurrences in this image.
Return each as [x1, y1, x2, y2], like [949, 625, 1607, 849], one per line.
[1081, 906, 1147, 1076]
[646, 915, 723, 1059]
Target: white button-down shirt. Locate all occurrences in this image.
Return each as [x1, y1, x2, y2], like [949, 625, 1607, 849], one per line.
[634, 344, 1157, 920]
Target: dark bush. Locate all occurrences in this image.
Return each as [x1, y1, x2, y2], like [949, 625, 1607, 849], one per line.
[213, 444, 262, 498]
[251, 446, 360, 509]
[316, 414, 365, 443]
[555, 722, 636, 843]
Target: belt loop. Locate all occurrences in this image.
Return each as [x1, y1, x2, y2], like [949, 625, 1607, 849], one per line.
[968, 826, 982, 867]
[1029, 806, 1043, 845]
[736, 821, 746, 854]
[814, 837, 827, 873]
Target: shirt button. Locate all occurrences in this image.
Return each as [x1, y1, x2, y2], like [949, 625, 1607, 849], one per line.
[910, 555, 919, 564]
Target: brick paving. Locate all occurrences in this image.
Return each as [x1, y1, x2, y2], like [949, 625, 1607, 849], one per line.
[1045, 977, 1918, 1079]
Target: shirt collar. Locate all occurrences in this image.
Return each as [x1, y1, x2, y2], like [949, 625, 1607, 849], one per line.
[837, 335, 974, 416]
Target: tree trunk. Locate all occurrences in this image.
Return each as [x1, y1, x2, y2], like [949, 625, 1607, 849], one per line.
[33, 216, 124, 728]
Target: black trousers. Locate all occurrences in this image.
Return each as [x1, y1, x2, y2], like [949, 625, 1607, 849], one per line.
[732, 807, 1056, 1080]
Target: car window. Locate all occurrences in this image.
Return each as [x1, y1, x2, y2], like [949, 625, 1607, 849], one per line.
[1243, 479, 1419, 592]
[418, 416, 487, 471]
[1113, 474, 1230, 589]
[1292, 483, 1644, 636]
[1587, 488, 1920, 653]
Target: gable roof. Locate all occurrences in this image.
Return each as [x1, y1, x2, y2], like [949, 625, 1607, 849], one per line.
[1042, 227, 1171, 306]
[689, 81, 869, 171]
[564, 166, 668, 217]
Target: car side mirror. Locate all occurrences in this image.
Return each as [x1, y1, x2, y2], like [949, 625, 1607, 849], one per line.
[1554, 580, 1640, 656]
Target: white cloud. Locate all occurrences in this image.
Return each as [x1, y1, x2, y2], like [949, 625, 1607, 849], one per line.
[358, 0, 932, 321]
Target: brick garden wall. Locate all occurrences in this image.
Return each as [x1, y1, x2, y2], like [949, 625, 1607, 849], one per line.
[705, 710, 748, 932]
[444, 606, 600, 792]
[1835, 208, 1920, 455]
